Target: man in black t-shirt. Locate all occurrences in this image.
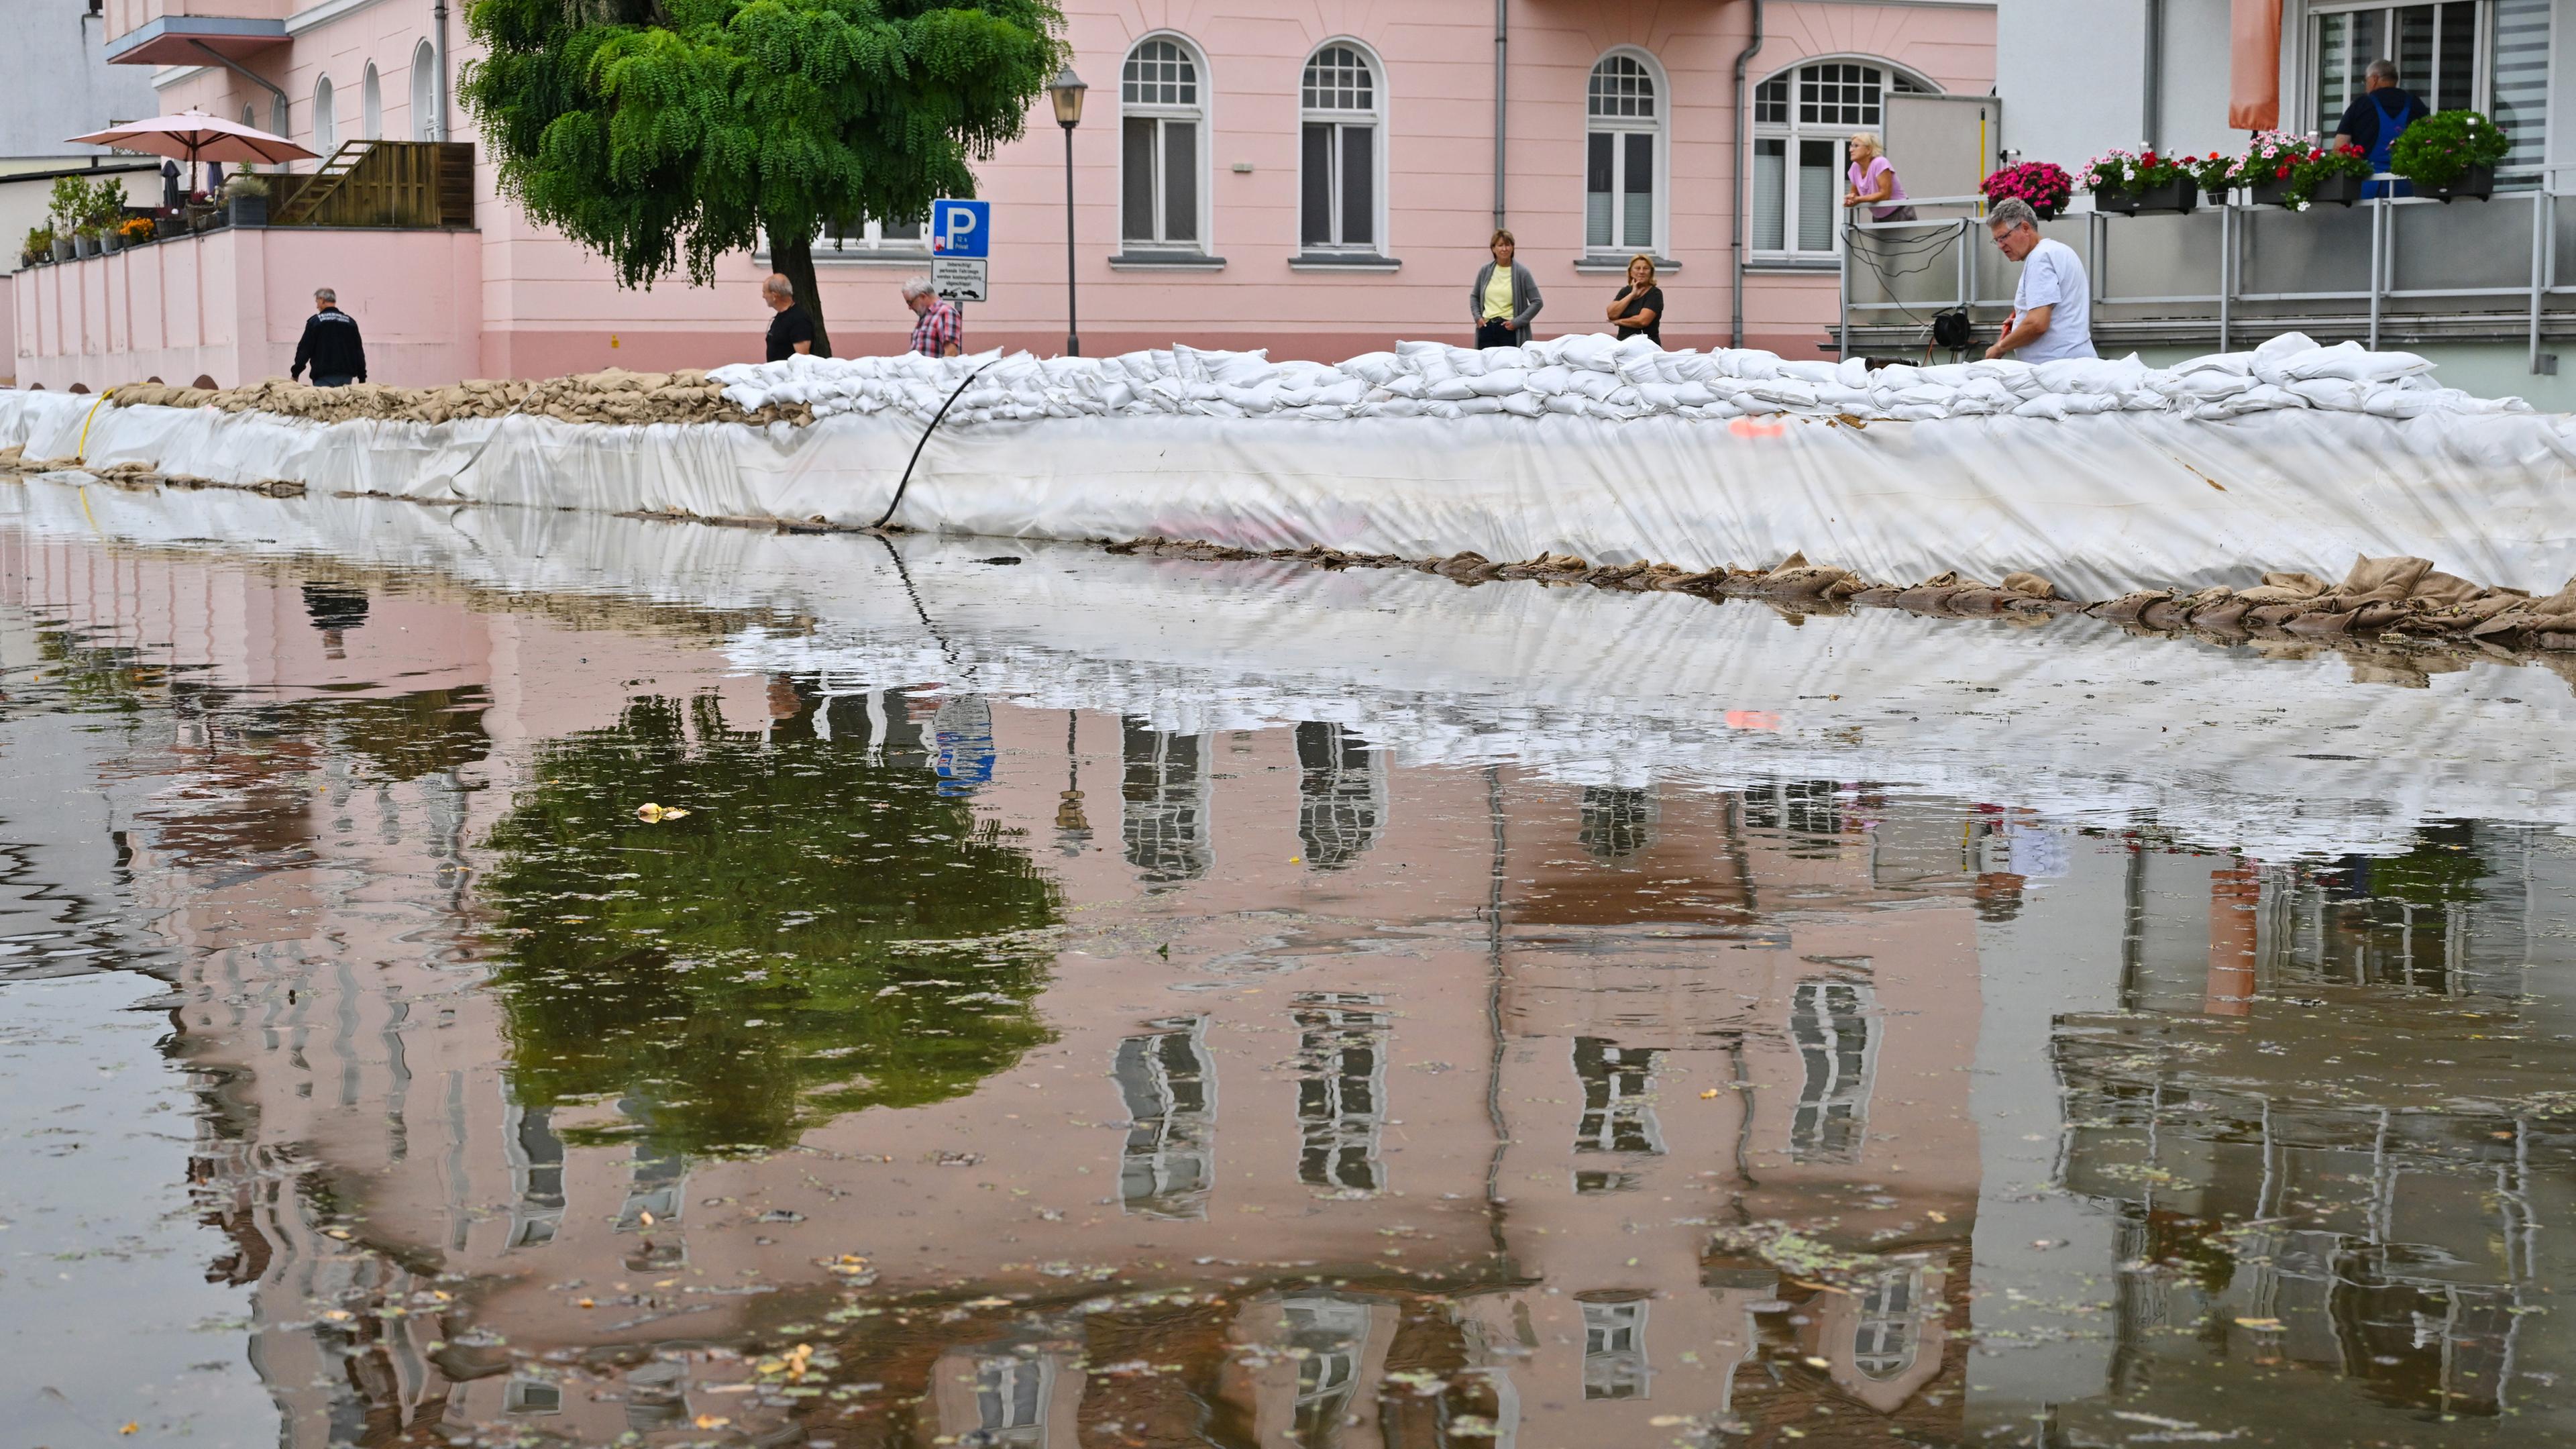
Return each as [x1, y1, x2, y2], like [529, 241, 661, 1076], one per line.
[763, 273, 815, 361]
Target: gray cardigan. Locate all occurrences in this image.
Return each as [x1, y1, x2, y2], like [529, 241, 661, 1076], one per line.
[1469, 260, 1544, 345]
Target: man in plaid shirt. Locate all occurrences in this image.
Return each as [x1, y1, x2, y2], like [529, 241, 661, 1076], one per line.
[903, 277, 963, 357]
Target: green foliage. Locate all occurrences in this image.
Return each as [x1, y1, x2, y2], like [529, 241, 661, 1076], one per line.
[459, 0, 1065, 354]
[2283, 143, 2374, 210]
[2389, 108, 2511, 189]
[479, 690, 1063, 1157]
[48, 174, 125, 228]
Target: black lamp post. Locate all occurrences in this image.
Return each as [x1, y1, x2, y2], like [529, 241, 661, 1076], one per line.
[1047, 64, 1087, 357]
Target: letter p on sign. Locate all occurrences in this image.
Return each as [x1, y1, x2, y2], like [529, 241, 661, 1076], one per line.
[930, 199, 990, 258]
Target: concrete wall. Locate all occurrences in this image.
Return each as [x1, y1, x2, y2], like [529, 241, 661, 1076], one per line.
[10, 224, 482, 392]
[116, 0, 1996, 372]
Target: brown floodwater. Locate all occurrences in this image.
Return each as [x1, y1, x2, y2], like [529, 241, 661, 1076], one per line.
[5, 482, 2576, 1449]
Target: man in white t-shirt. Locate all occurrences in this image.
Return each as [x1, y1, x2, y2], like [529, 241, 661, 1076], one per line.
[1984, 197, 2096, 362]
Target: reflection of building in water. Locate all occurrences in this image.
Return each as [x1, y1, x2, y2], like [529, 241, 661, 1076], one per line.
[502, 1097, 566, 1249]
[1113, 1015, 1217, 1220]
[1572, 1037, 1662, 1193]
[1788, 978, 1876, 1163]
[1741, 779, 1842, 855]
[1121, 718, 1213, 883]
[1576, 785, 1656, 861]
[924, 1339, 1084, 1449]
[1581, 1297, 1652, 1400]
[1294, 720, 1385, 869]
[1293, 993, 1389, 1195]
[808, 680, 932, 767]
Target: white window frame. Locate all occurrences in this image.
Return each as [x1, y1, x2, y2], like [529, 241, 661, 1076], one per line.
[360, 61, 382, 140]
[411, 39, 439, 140]
[1119, 32, 1212, 253]
[1750, 56, 1937, 263]
[313, 74, 337, 156]
[1585, 47, 1668, 260]
[1297, 39, 1388, 256]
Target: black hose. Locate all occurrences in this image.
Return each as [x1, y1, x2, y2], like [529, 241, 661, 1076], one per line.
[871, 359, 998, 531]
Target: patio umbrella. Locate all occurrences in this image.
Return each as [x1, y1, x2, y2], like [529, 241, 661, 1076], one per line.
[66, 109, 316, 193]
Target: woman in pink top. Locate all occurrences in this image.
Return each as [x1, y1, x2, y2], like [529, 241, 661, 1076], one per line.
[1842, 131, 1916, 223]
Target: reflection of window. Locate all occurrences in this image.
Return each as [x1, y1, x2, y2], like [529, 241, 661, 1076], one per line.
[504, 1100, 566, 1248]
[1283, 1296, 1374, 1441]
[1114, 1016, 1216, 1220]
[1295, 721, 1385, 869]
[504, 1379, 564, 1415]
[1854, 1269, 1921, 1379]
[1587, 52, 1662, 254]
[1573, 1037, 1664, 1159]
[1790, 979, 1877, 1163]
[1122, 718, 1212, 883]
[616, 1136, 686, 1262]
[1122, 36, 1205, 248]
[972, 1354, 1053, 1446]
[1294, 994, 1388, 1193]
[1752, 60, 1930, 256]
[1743, 779, 1842, 854]
[1299, 44, 1381, 251]
[1579, 785, 1657, 860]
[1582, 1300, 1651, 1399]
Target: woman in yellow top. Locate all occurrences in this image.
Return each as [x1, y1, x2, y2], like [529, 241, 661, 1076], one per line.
[1468, 229, 1543, 348]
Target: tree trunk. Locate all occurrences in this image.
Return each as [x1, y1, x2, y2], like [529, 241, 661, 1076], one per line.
[770, 229, 832, 359]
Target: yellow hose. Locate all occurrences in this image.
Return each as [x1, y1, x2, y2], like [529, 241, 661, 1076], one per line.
[74, 386, 115, 464]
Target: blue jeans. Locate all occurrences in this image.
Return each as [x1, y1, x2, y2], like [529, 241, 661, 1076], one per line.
[311, 374, 354, 388]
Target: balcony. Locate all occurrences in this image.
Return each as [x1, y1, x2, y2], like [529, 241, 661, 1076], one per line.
[1838, 170, 2576, 374]
[102, 1, 292, 66]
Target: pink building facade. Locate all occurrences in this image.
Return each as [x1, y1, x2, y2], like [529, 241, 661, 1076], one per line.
[21, 1, 1994, 389]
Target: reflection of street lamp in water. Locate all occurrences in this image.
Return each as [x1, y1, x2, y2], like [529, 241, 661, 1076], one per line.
[1055, 710, 1090, 855]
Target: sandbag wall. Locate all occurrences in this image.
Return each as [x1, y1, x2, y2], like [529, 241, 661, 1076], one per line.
[1, 333, 2572, 600]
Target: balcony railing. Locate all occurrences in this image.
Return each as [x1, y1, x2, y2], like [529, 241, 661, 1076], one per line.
[1838, 169, 2575, 372]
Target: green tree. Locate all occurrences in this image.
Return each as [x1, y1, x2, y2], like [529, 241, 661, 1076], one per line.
[459, 0, 1063, 358]
[479, 689, 1063, 1155]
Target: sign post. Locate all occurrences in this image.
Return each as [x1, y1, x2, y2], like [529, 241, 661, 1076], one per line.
[929, 198, 990, 304]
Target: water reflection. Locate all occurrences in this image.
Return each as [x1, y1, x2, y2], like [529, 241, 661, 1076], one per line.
[7, 517, 2576, 1448]
[480, 686, 1063, 1155]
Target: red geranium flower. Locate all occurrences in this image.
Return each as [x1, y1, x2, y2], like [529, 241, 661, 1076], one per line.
[2276, 164, 2291, 178]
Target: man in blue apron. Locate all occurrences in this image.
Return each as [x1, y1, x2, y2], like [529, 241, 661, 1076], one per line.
[2332, 58, 2430, 199]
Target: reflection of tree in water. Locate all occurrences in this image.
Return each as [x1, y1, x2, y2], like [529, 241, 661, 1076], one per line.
[481, 688, 1061, 1157]
[1122, 718, 1212, 885]
[1577, 785, 1656, 861]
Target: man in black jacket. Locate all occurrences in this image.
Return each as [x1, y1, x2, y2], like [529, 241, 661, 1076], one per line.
[290, 288, 368, 387]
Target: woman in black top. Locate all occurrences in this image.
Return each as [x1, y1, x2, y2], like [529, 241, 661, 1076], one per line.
[1607, 254, 1662, 344]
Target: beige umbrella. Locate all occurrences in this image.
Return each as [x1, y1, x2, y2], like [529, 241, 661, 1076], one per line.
[66, 109, 317, 192]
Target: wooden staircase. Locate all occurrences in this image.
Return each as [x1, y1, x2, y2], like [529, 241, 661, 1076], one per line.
[270, 141, 475, 229]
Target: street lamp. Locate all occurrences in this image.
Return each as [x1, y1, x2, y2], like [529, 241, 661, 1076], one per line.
[1046, 64, 1087, 357]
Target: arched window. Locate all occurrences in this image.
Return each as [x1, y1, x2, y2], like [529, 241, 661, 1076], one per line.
[412, 39, 439, 140]
[360, 62, 382, 140]
[1585, 52, 1664, 257]
[271, 93, 289, 141]
[1120, 36, 1205, 250]
[313, 74, 337, 155]
[239, 102, 254, 129]
[1751, 59, 1932, 258]
[1299, 42, 1381, 254]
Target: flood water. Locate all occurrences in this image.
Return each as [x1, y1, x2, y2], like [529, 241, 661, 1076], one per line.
[7, 476, 2576, 1448]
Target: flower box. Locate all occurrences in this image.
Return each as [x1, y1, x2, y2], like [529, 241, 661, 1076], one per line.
[228, 195, 267, 229]
[2093, 177, 2198, 216]
[2249, 171, 2363, 208]
[2422, 163, 2495, 203]
[50, 237, 72, 262]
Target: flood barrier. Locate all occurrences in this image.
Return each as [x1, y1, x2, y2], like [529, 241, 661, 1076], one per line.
[3, 331, 2571, 601]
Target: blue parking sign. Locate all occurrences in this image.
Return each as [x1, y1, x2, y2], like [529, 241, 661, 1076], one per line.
[930, 199, 989, 258]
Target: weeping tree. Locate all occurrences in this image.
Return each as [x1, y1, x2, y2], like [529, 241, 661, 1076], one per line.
[460, 0, 1064, 357]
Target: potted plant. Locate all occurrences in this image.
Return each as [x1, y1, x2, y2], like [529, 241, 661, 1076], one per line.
[2242, 131, 2320, 207]
[23, 226, 53, 266]
[51, 230, 73, 262]
[2186, 151, 2238, 205]
[2085, 148, 2196, 215]
[118, 216, 155, 249]
[2390, 108, 2510, 202]
[2281, 143, 2375, 209]
[72, 223, 100, 258]
[222, 172, 270, 228]
[99, 222, 120, 254]
[1981, 161, 2074, 221]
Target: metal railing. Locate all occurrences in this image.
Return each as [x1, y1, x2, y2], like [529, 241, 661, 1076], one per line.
[1837, 168, 2569, 372]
